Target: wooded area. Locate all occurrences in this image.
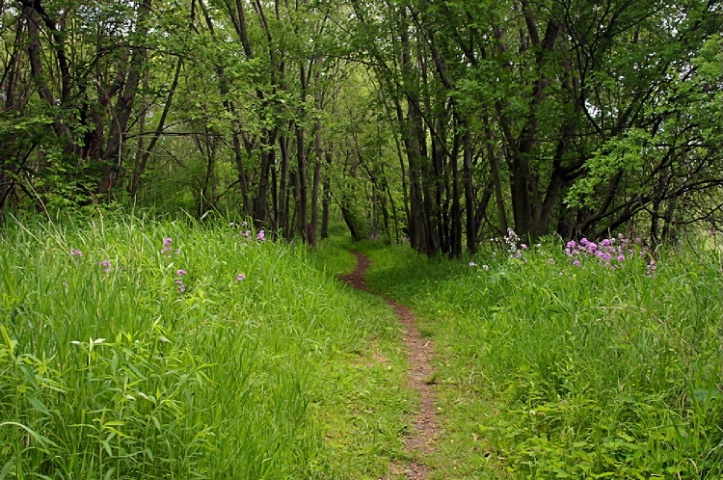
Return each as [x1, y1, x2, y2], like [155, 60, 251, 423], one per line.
[1, 0, 721, 254]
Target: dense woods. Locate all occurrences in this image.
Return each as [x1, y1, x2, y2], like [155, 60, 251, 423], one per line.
[1, 0, 721, 252]
[1, 3, 722, 476]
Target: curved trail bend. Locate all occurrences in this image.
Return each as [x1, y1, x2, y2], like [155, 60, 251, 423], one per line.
[341, 252, 439, 480]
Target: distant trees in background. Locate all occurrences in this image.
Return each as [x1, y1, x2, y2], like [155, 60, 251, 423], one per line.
[1, 0, 721, 253]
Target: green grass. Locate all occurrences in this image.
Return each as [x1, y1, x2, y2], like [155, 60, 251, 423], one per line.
[0, 214, 409, 479]
[357, 237, 723, 479]
[4, 216, 720, 479]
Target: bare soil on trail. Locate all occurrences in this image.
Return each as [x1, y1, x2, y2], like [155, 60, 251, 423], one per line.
[341, 252, 439, 480]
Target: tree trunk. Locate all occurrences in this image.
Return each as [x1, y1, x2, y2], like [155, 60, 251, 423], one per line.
[130, 57, 182, 199]
[295, 123, 308, 241]
[320, 149, 332, 239]
[277, 132, 290, 237]
[462, 124, 477, 253]
[450, 125, 462, 257]
[99, 0, 153, 195]
[253, 128, 278, 226]
[308, 121, 323, 247]
[483, 111, 508, 235]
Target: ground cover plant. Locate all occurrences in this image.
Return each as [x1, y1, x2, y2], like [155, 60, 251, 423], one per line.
[359, 234, 722, 479]
[0, 214, 410, 479]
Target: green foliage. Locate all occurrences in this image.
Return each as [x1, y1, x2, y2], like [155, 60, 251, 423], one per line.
[0, 216, 408, 478]
[566, 129, 652, 208]
[359, 238, 722, 478]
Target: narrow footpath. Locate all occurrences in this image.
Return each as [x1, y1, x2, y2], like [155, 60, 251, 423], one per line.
[341, 252, 439, 480]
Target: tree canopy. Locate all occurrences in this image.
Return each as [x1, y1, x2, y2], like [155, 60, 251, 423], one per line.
[1, 0, 721, 252]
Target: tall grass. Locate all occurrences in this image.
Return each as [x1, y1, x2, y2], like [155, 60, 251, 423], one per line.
[0, 214, 408, 479]
[360, 237, 722, 479]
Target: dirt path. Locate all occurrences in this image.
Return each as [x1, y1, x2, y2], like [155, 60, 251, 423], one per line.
[341, 252, 439, 480]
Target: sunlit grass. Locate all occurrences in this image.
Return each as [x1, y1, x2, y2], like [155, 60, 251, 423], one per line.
[360, 235, 723, 479]
[0, 214, 408, 479]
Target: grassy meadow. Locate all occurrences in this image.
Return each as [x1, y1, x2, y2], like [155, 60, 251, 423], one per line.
[2, 214, 721, 479]
[0, 215, 410, 479]
[357, 234, 722, 479]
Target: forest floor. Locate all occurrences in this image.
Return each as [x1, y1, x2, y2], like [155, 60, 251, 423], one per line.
[342, 252, 439, 480]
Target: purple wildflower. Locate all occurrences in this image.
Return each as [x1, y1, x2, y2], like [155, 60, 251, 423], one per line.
[547, 258, 555, 264]
[177, 269, 186, 276]
[521, 243, 528, 250]
[175, 279, 186, 293]
[257, 229, 266, 242]
[617, 254, 625, 262]
[572, 260, 581, 266]
[236, 273, 246, 282]
[161, 237, 173, 255]
[70, 248, 83, 257]
[98, 260, 112, 273]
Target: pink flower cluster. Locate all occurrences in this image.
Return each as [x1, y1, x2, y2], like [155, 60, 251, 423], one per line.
[175, 269, 186, 293]
[241, 228, 266, 242]
[565, 235, 653, 271]
[160, 237, 181, 257]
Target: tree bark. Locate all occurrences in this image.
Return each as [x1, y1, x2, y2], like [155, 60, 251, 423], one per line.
[98, 0, 153, 194]
[462, 124, 477, 253]
[320, 149, 332, 239]
[308, 120, 323, 247]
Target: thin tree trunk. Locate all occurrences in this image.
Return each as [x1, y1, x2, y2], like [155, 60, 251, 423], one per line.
[99, 0, 153, 194]
[295, 123, 308, 241]
[399, 11, 430, 253]
[130, 57, 182, 199]
[199, 0, 251, 215]
[131, 91, 146, 202]
[308, 121, 323, 247]
[320, 149, 332, 239]
[278, 132, 290, 237]
[462, 123, 477, 253]
[253, 128, 278, 226]
[450, 125, 462, 258]
[484, 111, 508, 234]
